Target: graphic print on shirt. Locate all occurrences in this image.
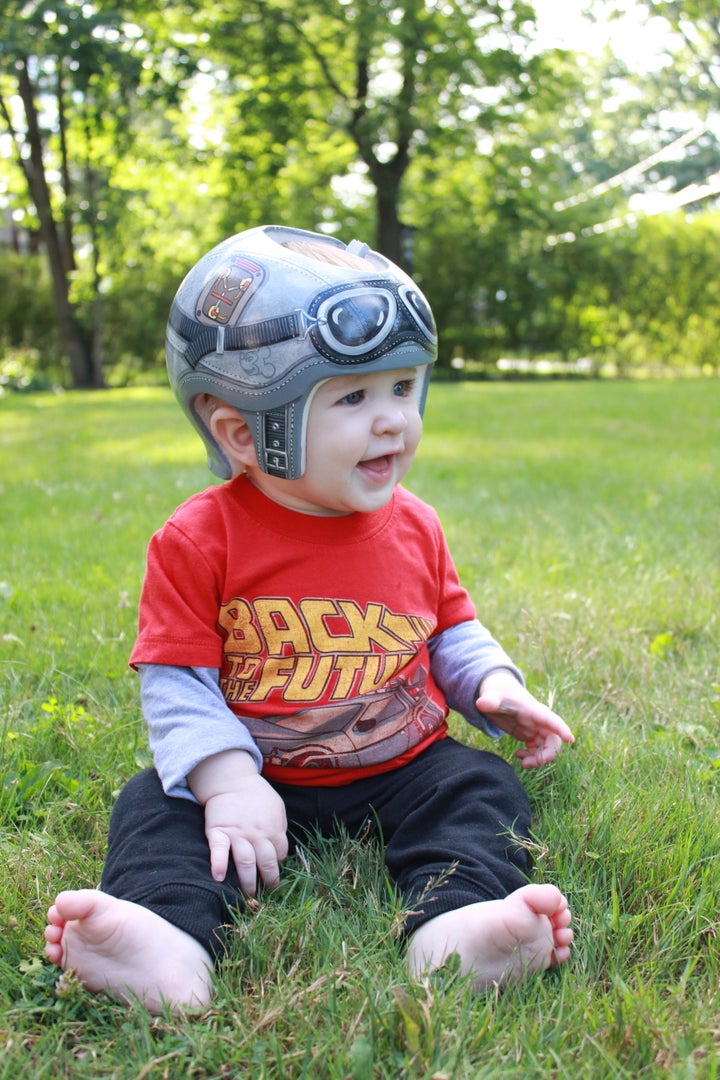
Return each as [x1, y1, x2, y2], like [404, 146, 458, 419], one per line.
[217, 596, 445, 768]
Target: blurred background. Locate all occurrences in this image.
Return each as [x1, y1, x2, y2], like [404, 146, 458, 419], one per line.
[1, 0, 719, 392]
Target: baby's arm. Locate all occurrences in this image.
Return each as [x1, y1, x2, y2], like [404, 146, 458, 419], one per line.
[476, 670, 574, 768]
[188, 750, 288, 895]
[428, 619, 523, 737]
[138, 664, 288, 894]
[138, 664, 264, 796]
[429, 621, 574, 766]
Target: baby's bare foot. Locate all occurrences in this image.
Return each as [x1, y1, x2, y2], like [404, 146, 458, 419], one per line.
[407, 883, 573, 989]
[44, 889, 213, 1014]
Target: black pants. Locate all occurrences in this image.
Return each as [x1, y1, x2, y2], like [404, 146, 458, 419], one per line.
[101, 737, 532, 959]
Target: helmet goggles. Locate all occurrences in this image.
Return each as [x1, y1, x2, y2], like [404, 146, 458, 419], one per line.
[174, 278, 437, 370]
[309, 280, 437, 362]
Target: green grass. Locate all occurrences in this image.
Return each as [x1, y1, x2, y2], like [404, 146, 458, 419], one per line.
[1, 379, 719, 1078]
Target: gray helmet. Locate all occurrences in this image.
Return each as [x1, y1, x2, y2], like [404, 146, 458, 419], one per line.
[166, 224, 437, 479]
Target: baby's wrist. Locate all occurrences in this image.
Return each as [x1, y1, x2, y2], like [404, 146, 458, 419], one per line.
[188, 748, 260, 802]
[478, 667, 521, 695]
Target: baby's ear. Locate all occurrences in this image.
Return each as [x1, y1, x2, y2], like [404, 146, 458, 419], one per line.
[209, 405, 258, 472]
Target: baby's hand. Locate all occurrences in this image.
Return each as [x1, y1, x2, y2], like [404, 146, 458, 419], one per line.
[189, 750, 288, 895]
[203, 776, 288, 895]
[476, 671, 575, 769]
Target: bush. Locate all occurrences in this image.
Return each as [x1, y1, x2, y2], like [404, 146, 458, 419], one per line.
[99, 259, 179, 377]
[0, 348, 55, 394]
[0, 252, 61, 362]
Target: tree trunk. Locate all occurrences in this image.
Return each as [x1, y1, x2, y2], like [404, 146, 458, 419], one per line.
[368, 152, 412, 270]
[56, 61, 76, 275]
[15, 60, 96, 388]
[349, 47, 413, 269]
[375, 179, 404, 266]
[84, 112, 105, 389]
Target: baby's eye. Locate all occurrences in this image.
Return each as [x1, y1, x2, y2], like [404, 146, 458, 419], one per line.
[340, 388, 365, 406]
[393, 379, 416, 397]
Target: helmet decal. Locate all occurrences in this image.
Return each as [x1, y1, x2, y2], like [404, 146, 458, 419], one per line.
[197, 257, 264, 327]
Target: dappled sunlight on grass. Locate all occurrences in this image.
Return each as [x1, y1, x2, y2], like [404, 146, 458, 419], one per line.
[0, 386, 207, 478]
[1, 379, 719, 1077]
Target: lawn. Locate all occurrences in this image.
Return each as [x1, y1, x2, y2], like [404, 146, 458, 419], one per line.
[1, 379, 719, 1078]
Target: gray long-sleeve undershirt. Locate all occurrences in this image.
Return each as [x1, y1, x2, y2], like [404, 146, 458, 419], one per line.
[138, 618, 523, 802]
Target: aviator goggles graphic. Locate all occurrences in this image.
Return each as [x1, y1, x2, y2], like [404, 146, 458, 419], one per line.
[175, 277, 438, 370]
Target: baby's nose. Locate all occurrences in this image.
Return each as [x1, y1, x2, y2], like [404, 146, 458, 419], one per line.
[373, 406, 409, 434]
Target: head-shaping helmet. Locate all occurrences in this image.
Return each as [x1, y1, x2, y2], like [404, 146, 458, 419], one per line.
[166, 224, 437, 479]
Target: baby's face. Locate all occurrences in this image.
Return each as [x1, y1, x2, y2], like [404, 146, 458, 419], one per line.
[248, 367, 423, 516]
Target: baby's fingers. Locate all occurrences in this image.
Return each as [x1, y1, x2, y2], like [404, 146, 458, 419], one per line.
[516, 733, 563, 769]
[230, 836, 261, 897]
[544, 712, 575, 745]
[207, 829, 231, 883]
[253, 837, 282, 891]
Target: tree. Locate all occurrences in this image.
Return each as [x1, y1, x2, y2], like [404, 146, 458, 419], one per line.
[0, 2, 95, 385]
[0, 0, 191, 387]
[582, 1, 720, 208]
[193, 0, 561, 266]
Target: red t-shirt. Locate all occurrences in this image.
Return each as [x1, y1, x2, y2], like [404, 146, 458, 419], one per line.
[130, 477, 477, 786]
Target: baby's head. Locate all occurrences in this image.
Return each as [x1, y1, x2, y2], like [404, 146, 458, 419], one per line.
[166, 225, 437, 481]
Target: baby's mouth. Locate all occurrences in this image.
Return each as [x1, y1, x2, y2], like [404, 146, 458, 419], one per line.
[357, 454, 394, 478]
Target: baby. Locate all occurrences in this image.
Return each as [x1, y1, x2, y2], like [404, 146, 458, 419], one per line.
[46, 225, 573, 1012]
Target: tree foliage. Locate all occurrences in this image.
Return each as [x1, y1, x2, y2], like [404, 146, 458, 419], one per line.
[0, 0, 193, 386]
[0, 0, 718, 387]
